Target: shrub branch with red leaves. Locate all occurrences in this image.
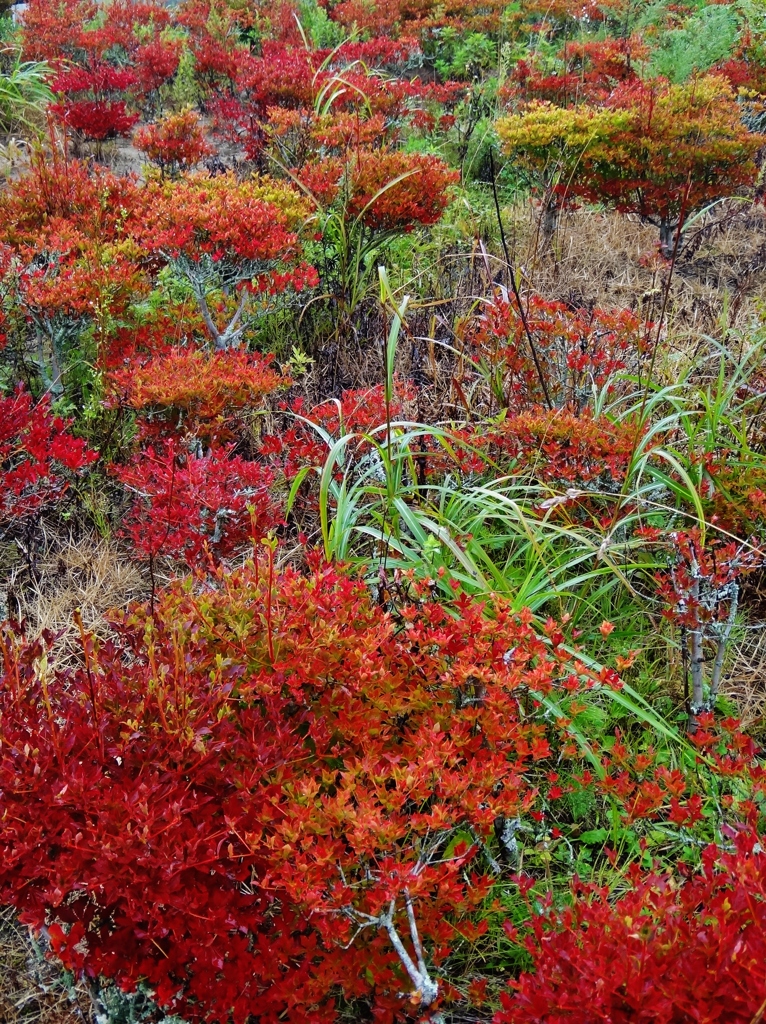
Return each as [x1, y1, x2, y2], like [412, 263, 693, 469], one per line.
[0, 385, 97, 537]
[133, 173, 315, 349]
[497, 825, 766, 1024]
[0, 561, 612, 1022]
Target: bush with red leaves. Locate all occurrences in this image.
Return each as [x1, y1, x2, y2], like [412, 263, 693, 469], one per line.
[50, 63, 140, 143]
[108, 348, 288, 444]
[479, 407, 640, 488]
[497, 825, 766, 1024]
[0, 560, 606, 1022]
[462, 292, 651, 410]
[299, 147, 459, 232]
[0, 386, 97, 533]
[111, 441, 280, 565]
[134, 109, 214, 176]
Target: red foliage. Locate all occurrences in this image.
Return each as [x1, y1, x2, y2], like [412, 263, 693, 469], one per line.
[94, 0, 172, 57]
[133, 38, 183, 96]
[261, 382, 415, 480]
[217, 42, 453, 161]
[18, 0, 99, 62]
[323, 0, 510, 36]
[112, 441, 280, 563]
[51, 64, 138, 98]
[0, 386, 96, 529]
[0, 563, 597, 1021]
[657, 528, 763, 631]
[592, 76, 762, 247]
[135, 172, 303, 267]
[108, 348, 289, 443]
[51, 63, 140, 142]
[480, 408, 640, 487]
[234, 43, 319, 114]
[299, 148, 458, 231]
[0, 151, 141, 251]
[504, 37, 647, 108]
[175, 0, 249, 89]
[462, 292, 649, 410]
[0, 154, 150, 346]
[17, 242, 147, 325]
[51, 99, 138, 142]
[101, 308, 206, 370]
[134, 110, 214, 175]
[497, 827, 766, 1024]
[348, 149, 459, 230]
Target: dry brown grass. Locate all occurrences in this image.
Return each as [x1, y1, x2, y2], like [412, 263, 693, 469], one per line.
[510, 200, 766, 318]
[7, 534, 145, 669]
[0, 907, 92, 1024]
[722, 625, 766, 733]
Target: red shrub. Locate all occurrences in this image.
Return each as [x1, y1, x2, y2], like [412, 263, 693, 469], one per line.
[503, 37, 647, 108]
[0, 563, 600, 1021]
[480, 407, 640, 487]
[50, 63, 140, 143]
[133, 38, 183, 96]
[108, 348, 288, 442]
[0, 152, 142, 250]
[134, 109, 214, 175]
[135, 172, 305, 267]
[112, 441, 280, 564]
[298, 148, 458, 231]
[94, 0, 171, 57]
[462, 292, 650, 410]
[234, 43, 319, 113]
[497, 827, 766, 1024]
[18, 0, 99, 62]
[18, 242, 147, 327]
[0, 386, 96, 530]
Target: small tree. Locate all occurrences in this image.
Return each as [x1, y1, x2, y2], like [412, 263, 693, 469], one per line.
[134, 172, 314, 350]
[585, 75, 764, 255]
[496, 102, 627, 237]
[498, 75, 764, 254]
[134, 109, 214, 177]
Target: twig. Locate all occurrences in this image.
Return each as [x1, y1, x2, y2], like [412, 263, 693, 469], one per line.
[488, 146, 553, 409]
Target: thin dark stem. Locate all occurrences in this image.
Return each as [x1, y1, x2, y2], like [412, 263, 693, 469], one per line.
[488, 147, 553, 409]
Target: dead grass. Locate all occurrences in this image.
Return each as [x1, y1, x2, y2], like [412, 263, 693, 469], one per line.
[7, 533, 144, 669]
[722, 624, 766, 733]
[0, 907, 92, 1024]
[493, 199, 766, 344]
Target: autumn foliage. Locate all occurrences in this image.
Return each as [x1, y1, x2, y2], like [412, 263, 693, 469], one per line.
[112, 442, 280, 564]
[497, 827, 766, 1024]
[498, 74, 763, 252]
[0, 386, 96, 531]
[0, 561, 601, 1021]
[108, 348, 288, 443]
[4, 0, 766, 1019]
[134, 109, 213, 175]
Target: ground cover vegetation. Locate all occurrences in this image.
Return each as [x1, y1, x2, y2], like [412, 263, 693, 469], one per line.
[3, 0, 766, 1022]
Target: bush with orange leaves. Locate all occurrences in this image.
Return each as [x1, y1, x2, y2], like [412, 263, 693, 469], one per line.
[133, 173, 315, 349]
[108, 348, 289, 444]
[299, 147, 458, 231]
[134, 109, 214, 177]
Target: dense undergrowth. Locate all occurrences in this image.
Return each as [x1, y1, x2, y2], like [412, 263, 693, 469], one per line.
[2, 0, 766, 1022]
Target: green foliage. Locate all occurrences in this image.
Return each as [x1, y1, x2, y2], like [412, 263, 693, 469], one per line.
[0, 51, 53, 133]
[296, 0, 346, 48]
[434, 29, 497, 80]
[170, 45, 200, 110]
[649, 6, 740, 81]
